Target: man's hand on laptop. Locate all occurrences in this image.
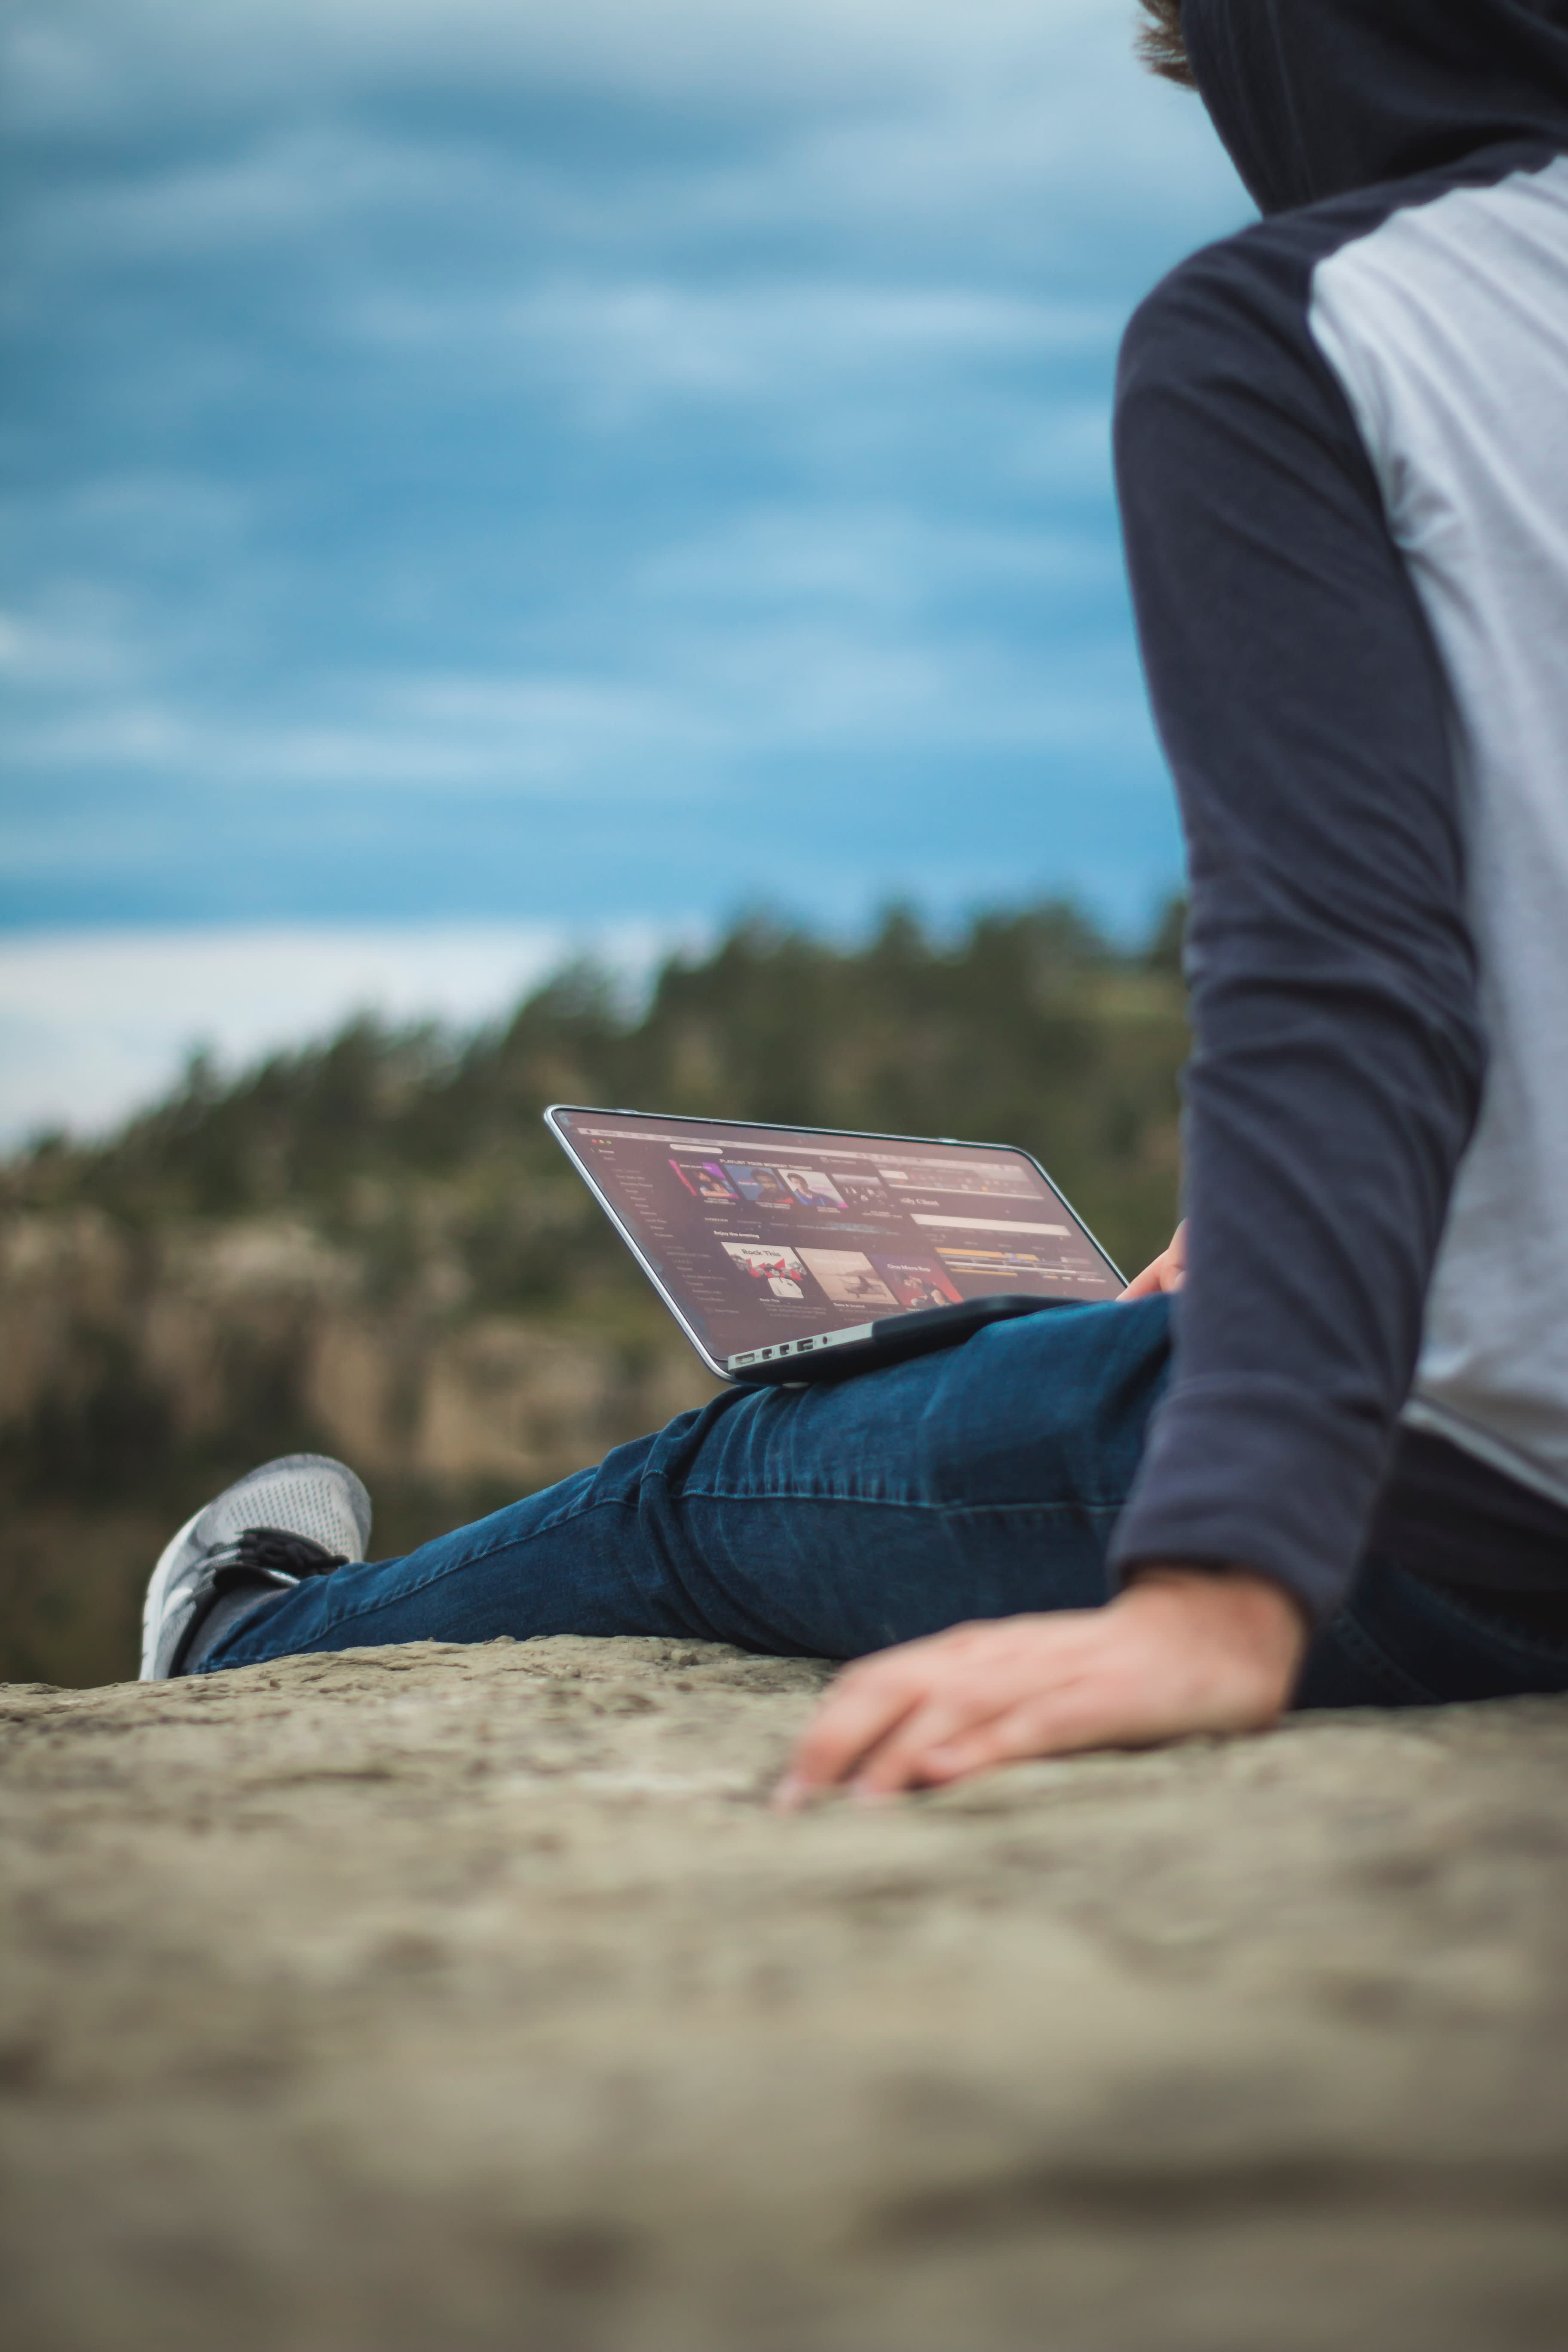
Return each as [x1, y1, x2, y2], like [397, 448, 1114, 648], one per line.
[1121, 1218, 1186, 1298]
[772, 1566, 1308, 1806]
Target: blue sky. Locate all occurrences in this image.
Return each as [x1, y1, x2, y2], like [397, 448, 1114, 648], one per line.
[1, 0, 1249, 1136]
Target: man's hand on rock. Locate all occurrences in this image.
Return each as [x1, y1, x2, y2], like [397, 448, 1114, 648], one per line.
[772, 1568, 1309, 1807]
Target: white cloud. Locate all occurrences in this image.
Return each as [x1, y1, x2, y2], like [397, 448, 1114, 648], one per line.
[30, 126, 428, 263]
[355, 282, 1125, 429]
[0, 921, 687, 1144]
[3, 624, 1142, 805]
[4, 2, 1179, 124]
[8, 1, 1242, 272]
[673, 620, 1150, 752]
[1, 464, 1138, 826]
[5, 674, 730, 796]
[636, 502, 1116, 610]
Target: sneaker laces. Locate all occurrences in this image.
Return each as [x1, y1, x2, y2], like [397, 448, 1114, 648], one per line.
[208, 1527, 350, 1594]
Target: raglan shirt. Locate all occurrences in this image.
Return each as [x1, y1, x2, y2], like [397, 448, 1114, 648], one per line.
[1106, 141, 1568, 1625]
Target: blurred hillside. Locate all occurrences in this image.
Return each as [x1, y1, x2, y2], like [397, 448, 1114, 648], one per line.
[0, 902, 1188, 1685]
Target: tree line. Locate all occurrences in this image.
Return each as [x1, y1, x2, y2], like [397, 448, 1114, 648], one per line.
[11, 898, 1189, 1300]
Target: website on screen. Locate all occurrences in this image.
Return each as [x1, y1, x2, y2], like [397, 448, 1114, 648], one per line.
[554, 1112, 1121, 1361]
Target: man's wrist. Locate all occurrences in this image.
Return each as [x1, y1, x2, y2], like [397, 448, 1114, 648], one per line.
[1119, 1561, 1311, 1688]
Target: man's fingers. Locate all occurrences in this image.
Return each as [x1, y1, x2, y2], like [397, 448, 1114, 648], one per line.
[854, 1670, 1134, 1793]
[846, 1685, 1017, 1795]
[915, 1678, 1137, 1780]
[845, 1640, 1103, 1795]
[775, 1660, 930, 1806]
[777, 1617, 1102, 1804]
[1120, 1220, 1187, 1300]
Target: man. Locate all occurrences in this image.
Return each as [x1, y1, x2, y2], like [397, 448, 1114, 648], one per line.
[141, 0, 1568, 1802]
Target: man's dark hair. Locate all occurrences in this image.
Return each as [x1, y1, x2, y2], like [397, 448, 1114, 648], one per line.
[1136, 0, 1197, 86]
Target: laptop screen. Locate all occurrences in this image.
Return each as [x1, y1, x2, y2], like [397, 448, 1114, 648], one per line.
[550, 1108, 1124, 1365]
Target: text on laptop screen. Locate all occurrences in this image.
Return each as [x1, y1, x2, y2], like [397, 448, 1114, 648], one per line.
[554, 1112, 1122, 1361]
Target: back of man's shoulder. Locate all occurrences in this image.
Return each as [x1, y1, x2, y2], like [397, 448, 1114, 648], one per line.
[1121, 214, 1326, 391]
[1123, 147, 1562, 392]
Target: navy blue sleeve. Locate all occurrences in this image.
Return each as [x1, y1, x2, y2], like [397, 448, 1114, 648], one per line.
[1106, 223, 1486, 1624]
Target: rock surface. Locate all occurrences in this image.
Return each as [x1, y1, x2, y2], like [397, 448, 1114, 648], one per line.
[3, 1639, 1568, 2351]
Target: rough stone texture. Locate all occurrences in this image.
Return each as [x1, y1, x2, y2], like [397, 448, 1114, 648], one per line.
[3, 1639, 1568, 2351]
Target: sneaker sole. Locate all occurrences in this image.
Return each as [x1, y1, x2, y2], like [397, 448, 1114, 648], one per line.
[139, 1507, 205, 1681]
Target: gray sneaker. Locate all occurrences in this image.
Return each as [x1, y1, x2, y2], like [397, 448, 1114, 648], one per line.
[140, 1453, 372, 1681]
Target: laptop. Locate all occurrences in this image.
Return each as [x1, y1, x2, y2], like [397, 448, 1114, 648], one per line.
[545, 1105, 1125, 1384]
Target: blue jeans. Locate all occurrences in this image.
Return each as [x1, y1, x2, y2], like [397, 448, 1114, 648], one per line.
[202, 1295, 1568, 1708]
